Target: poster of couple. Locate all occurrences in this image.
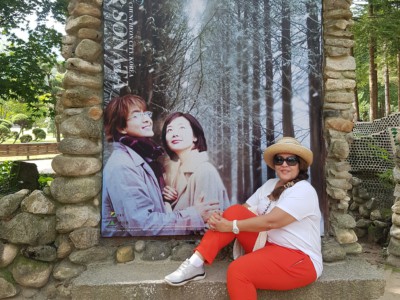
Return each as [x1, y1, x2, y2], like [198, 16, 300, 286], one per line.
[101, 0, 324, 237]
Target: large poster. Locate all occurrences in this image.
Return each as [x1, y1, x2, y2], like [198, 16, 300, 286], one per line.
[101, 0, 323, 237]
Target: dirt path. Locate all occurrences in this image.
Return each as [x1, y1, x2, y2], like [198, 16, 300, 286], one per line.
[359, 242, 400, 300]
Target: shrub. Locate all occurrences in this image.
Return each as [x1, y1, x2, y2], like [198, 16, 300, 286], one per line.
[0, 119, 12, 129]
[12, 114, 33, 131]
[20, 134, 33, 143]
[0, 124, 11, 143]
[0, 161, 17, 195]
[10, 131, 19, 139]
[38, 175, 54, 189]
[32, 128, 46, 141]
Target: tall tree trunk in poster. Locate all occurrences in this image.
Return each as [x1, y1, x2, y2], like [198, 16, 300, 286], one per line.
[236, 1, 245, 202]
[143, 0, 154, 108]
[252, 0, 262, 190]
[222, 18, 232, 198]
[242, 2, 252, 199]
[264, 0, 275, 179]
[132, 4, 143, 96]
[131, 2, 156, 108]
[216, 77, 223, 168]
[281, 0, 294, 137]
[306, 0, 326, 231]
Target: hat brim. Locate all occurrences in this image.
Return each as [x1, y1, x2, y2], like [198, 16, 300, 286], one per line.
[263, 143, 313, 170]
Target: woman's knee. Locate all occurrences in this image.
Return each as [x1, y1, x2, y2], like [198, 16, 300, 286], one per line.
[227, 260, 241, 282]
[223, 204, 249, 220]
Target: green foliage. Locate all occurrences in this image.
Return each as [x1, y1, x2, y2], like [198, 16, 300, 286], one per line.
[367, 142, 396, 189]
[0, 161, 17, 194]
[11, 113, 32, 142]
[0, 0, 67, 119]
[352, 1, 400, 120]
[10, 131, 18, 139]
[12, 113, 32, 129]
[32, 128, 46, 141]
[0, 119, 12, 129]
[368, 143, 391, 160]
[38, 174, 54, 189]
[0, 100, 27, 120]
[19, 134, 33, 143]
[0, 0, 67, 32]
[0, 124, 11, 143]
[0, 30, 61, 111]
[377, 169, 395, 189]
[391, 128, 400, 146]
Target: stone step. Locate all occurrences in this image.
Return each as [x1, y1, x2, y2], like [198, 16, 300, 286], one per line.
[71, 257, 386, 300]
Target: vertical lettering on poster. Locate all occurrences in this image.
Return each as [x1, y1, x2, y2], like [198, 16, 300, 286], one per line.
[103, 0, 136, 104]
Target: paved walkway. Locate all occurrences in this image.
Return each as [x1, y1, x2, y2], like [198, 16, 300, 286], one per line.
[379, 268, 400, 300]
[23, 159, 54, 174]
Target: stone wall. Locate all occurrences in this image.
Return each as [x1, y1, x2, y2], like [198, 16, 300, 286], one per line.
[322, 0, 360, 253]
[0, 0, 399, 299]
[388, 142, 400, 267]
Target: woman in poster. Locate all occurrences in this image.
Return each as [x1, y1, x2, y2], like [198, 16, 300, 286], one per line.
[161, 112, 231, 213]
[101, 95, 219, 237]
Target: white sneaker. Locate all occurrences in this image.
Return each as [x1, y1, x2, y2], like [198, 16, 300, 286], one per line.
[164, 259, 206, 286]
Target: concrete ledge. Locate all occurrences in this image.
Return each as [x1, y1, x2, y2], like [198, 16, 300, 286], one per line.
[71, 257, 386, 300]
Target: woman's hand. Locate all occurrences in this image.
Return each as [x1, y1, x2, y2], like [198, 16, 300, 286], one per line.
[193, 194, 220, 222]
[162, 186, 178, 202]
[208, 213, 232, 232]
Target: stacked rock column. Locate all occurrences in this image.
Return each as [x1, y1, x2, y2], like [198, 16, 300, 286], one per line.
[388, 138, 400, 267]
[51, 0, 109, 288]
[322, 0, 362, 254]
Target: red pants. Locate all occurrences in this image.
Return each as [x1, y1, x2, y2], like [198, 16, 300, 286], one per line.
[195, 205, 317, 300]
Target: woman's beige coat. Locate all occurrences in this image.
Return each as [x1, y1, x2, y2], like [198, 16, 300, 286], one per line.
[164, 150, 231, 211]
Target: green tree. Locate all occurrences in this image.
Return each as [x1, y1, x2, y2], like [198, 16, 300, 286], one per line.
[0, 0, 67, 116]
[0, 119, 12, 143]
[32, 128, 46, 141]
[12, 113, 32, 143]
[0, 0, 66, 30]
[0, 119, 12, 129]
[0, 124, 11, 143]
[352, 0, 400, 120]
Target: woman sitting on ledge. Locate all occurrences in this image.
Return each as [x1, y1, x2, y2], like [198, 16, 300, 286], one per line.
[164, 137, 323, 300]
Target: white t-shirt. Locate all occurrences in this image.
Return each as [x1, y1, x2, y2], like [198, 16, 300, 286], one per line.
[246, 178, 323, 277]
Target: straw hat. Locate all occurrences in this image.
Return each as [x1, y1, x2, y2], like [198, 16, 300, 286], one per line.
[263, 137, 313, 169]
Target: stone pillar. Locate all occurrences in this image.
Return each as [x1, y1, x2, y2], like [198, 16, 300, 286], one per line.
[51, 0, 107, 288]
[322, 0, 362, 255]
[388, 139, 400, 267]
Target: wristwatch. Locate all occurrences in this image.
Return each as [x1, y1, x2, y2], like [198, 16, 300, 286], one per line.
[232, 220, 240, 234]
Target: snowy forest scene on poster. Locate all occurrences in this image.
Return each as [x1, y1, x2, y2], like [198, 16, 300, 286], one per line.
[101, 0, 323, 237]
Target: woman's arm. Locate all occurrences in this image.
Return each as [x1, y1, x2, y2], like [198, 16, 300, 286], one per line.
[210, 206, 296, 233]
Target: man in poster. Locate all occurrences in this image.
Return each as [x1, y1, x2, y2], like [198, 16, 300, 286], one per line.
[101, 94, 220, 236]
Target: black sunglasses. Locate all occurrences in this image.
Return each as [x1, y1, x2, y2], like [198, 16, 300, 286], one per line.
[273, 155, 299, 166]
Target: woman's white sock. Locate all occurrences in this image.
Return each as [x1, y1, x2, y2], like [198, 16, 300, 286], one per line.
[189, 253, 204, 267]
